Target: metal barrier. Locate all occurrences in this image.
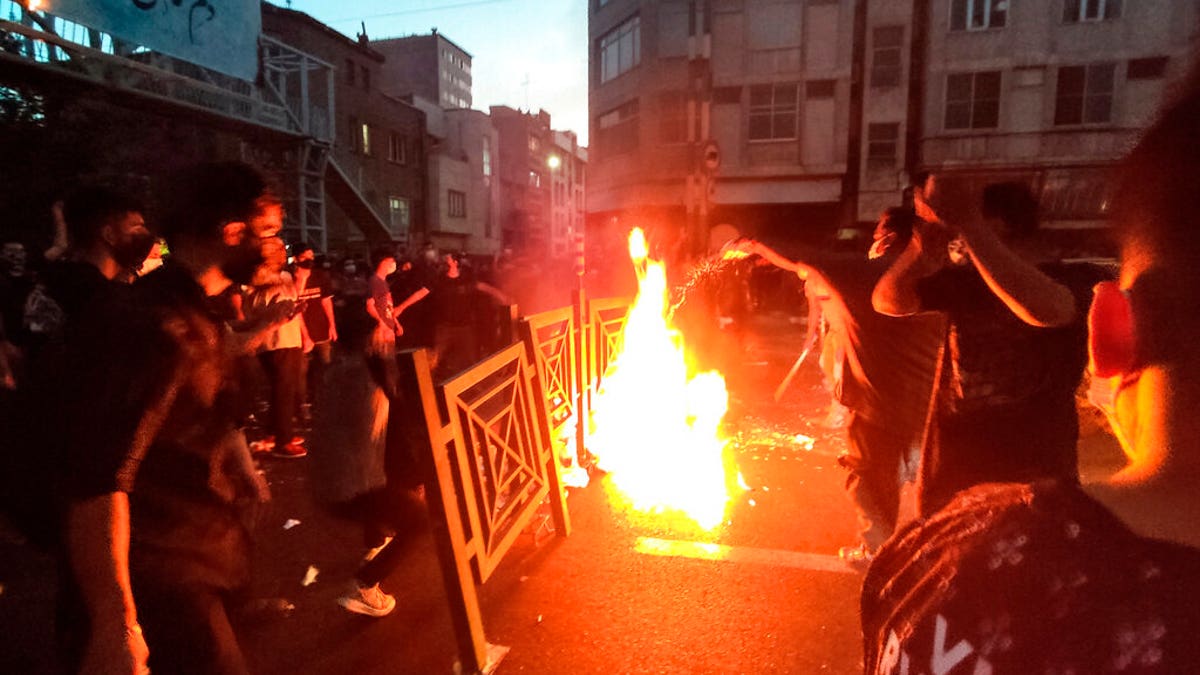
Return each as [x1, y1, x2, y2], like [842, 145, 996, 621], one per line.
[400, 291, 631, 673]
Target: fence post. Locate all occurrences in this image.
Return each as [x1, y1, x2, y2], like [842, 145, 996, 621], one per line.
[571, 287, 592, 469]
[397, 348, 489, 673]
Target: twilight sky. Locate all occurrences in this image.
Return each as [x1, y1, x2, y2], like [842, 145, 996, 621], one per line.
[272, 0, 590, 145]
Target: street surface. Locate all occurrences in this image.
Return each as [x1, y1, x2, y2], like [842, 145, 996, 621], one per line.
[0, 311, 1123, 674]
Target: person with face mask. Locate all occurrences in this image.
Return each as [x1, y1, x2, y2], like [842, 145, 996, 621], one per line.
[57, 162, 277, 675]
[0, 240, 32, 349]
[22, 185, 154, 351]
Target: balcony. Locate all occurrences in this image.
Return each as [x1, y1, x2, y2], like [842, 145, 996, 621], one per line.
[922, 127, 1140, 168]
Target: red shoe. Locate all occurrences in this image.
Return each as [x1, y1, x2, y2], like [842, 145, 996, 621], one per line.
[250, 436, 275, 454]
[272, 442, 307, 459]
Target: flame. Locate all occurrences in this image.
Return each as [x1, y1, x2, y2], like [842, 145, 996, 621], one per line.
[587, 228, 742, 532]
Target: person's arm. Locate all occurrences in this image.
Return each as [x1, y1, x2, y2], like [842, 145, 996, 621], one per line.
[725, 239, 815, 279]
[919, 175, 1075, 327]
[43, 200, 69, 262]
[67, 493, 149, 674]
[871, 229, 944, 317]
[321, 296, 337, 342]
[366, 294, 399, 334]
[474, 281, 511, 305]
[394, 287, 430, 317]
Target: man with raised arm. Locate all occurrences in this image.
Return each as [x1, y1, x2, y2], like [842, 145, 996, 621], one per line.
[862, 67, 1200, 674]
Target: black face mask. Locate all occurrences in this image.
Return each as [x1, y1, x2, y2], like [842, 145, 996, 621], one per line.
[221, 240, 265, 286]
[113, 231, 157, 270]
[295, 259, 314, 269]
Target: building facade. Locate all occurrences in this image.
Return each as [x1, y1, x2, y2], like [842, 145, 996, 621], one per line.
[549, 130, 588, 259]
[588, 0, 1199, 252]
[904, 0, 1197, 231]
[373, 30, 473, 110]
[410, 96, 503, 257]
[490, 106, 554, 256]
[263, 4, 428, 252]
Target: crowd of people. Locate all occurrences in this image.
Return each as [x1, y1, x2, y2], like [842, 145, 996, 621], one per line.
[2, 58, 1200, 675]
[0, 162, 523, 673]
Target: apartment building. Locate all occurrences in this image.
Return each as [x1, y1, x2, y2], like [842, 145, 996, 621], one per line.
[373, 30, 473, 110]
[589, 0, 1198, 251]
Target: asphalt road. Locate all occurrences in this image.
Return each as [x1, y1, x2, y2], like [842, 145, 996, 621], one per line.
[0, 310, 1122, 674]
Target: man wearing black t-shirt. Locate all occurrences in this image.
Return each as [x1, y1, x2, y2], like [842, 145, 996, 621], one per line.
[61, 162, 278, 675]
[862, 78, 1200, 673]
[395, 252, 509, 378]
[874, 179, 1106, 515]
[736, 209, 944, 566]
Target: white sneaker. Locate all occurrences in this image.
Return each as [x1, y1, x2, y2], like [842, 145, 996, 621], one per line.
[338, 583, 396, 617]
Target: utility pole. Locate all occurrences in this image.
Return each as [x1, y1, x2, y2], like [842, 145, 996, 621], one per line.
[842, 0, 868, 232]
[685, 0, 714, 259]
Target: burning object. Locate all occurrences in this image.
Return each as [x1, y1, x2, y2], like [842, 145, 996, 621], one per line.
[587, 229, 744, 532]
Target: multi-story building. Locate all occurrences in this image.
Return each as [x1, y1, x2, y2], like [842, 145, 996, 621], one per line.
[373, 30, 473, 110]
[549, 130, 588, 258]
[905, 0, 1197, 231]
[589, 0, 1199, 252]
[490, 106, 555, 256]
[409, 95, 503, 258]
[263, 4, 427, 252]
[588, 0, 853, 251]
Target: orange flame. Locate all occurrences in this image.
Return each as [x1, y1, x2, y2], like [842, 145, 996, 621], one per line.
[587, 228, 742, 531]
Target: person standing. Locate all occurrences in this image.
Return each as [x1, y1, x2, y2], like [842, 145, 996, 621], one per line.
[873, 178, 1107, 515]
[732, 208, 944, 567]
[861, 68, 1200, 674]
[60, 161, 277, 675]
[292, 242, 337, 417]
[245, 236, 310, 458]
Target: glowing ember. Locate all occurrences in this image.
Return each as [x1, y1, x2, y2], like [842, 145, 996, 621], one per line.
[587, 228, 743, 531]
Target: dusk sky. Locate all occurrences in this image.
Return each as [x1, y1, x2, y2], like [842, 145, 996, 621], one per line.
[272, 0, 590, 145]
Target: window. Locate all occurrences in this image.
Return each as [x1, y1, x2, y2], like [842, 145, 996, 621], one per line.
[950, 0, 1007, 31]
[748, 82, 800, 141]
[1055, 63, 1115, 125]
[596, 99, 639, 157]
[599, 15, 640, 83]
[362, 67, 370, 91]
[388, 133, 407, 164]
[345, 59, 356, 85]
[528, 135, 540, 152]
[482, 136, 492, 178]
[360, 122, 372, 156]
[528, 171, 541, 188]
[1127, 56, 1168, 80]
[448, 190, 466, 218]
[658, 91, 687, 144]
[1063, 0, 1121, 22]
[944, 71, 1001, 129]
[388, 197, 411, 236]
[871, 26, 904, 88]
[867, 123, 900, 166]
[349, 116, 360, 152]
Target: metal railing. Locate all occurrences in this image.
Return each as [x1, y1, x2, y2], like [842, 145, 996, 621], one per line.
[399, 290, 632, 673]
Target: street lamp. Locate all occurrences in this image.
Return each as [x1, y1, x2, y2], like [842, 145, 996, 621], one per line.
[546, 154, 561, 170]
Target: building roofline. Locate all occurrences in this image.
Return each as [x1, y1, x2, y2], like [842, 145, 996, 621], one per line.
[262, 2, 385, 62]
[372, 31, 474, 59]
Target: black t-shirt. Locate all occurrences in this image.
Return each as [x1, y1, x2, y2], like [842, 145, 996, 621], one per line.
[807, 255, 946, 439]
[62, 263, 252, 589]
[298, 269, 334, 342]
[862, 481, 1200, 673]
[915, 262, 1111, 512]
[431, 273, 476, 327]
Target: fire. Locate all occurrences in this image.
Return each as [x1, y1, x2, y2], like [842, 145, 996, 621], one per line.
[587, 228, 742, 531]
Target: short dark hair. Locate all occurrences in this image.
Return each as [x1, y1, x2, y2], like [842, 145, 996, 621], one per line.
[160, 162, 279, 245]
[293, 242, 316, 257]
[62, 184, 145, 249]
[981, 181, 1040, 237]
[877, 206, 917, 250]
[371, 246, 396, 270]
